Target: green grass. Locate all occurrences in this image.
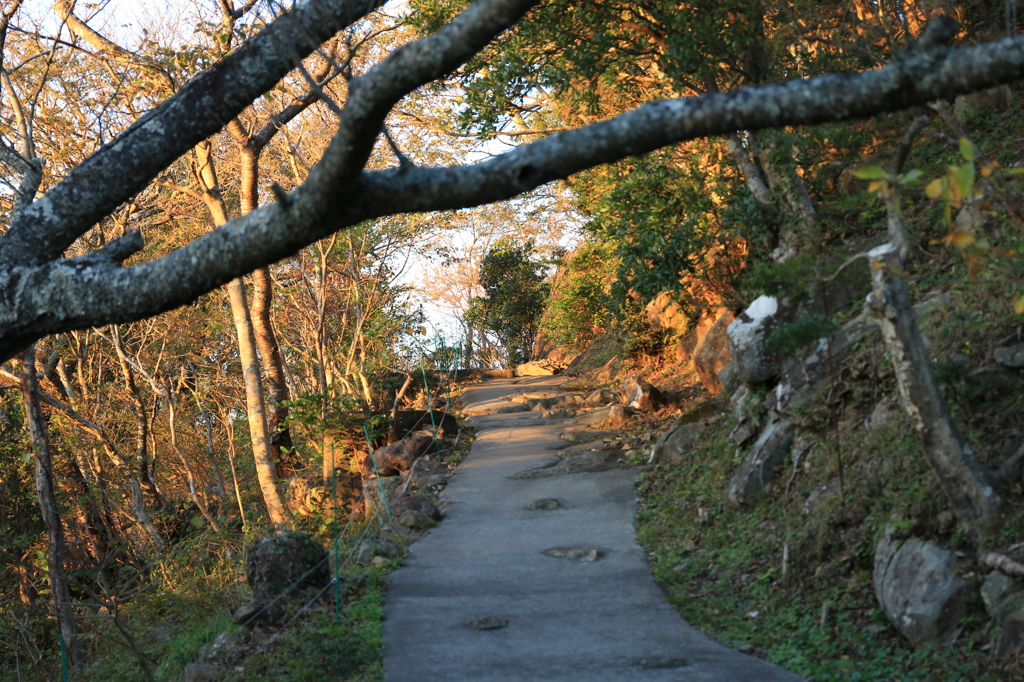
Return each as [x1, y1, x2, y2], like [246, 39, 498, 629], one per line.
[635, 408, 1024, 681]
[227, 574, 386, 681]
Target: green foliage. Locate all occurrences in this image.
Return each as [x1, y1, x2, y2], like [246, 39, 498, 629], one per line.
[154, 612, 238, 680]
[583, 151, 722, 306]
[466, 239, 550, 366]
[541, 241, 617, 351]
[0, 394, 39, 601]
[232, 577, 385, 681]
[635, 411, 1015, 680]
[765, 315, 839, 357]
[742, 252, 822, 307]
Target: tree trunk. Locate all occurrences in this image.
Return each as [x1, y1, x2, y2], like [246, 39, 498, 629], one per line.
[228, 278, 294, 530]
[866, 243, 1002, 532]
[251, 266, 297, 477]
[18, 345, 84, 666]
[239, 147, 297, 477]
[219, 407, 249, 527]
[194, 140, 292, 529]
[757, 131, 818, 261]
[723, 132, 776, 210]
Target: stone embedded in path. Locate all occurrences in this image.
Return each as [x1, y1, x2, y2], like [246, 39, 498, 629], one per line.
[560, 427, 619, 444]
[468, 616, 509, 630]
[576, 404, 631, 427]
[637, 658, 688, 669]
[543, 547, 602, 562]
[495, 403, 531, 414]
[463, 402, 530, 416]
[510, 450, 628, 479]
[527, 498, 561, 511]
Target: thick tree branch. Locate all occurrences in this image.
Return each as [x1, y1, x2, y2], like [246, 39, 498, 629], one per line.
[1, 18, 1024, 360]
[0, 0, 392, 268]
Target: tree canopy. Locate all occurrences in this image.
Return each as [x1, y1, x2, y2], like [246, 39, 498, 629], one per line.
[0, 0, 1022, 360]
[467, 239, 549, 366]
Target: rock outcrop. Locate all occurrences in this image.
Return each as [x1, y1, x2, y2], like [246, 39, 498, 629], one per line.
[693, 310, 734, 394]
[724, 417, 796, 507]
[359, 434, 434, 477]
[994, 342, 1024, 368]
[728, 296, 788, 385]
[873, 528, 972, 648]
[245, 531, 330, 600]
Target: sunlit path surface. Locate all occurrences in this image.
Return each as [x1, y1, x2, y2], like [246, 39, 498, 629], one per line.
[382, 376, 801, 681]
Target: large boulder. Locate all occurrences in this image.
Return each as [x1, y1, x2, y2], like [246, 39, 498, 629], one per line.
[648, 421, 704, 466]
[727, 296, 788, 385]
[873, 529, 973, 648]
[245, 531, 330, 600]
[768, 312, 876, 426]
[620, 374, 664, 411]
[359, 434, 434, 478]
[646, 291, 692, 336]
[648, 401, 720, 465]
[724, 417, 796, 506]
[693, 310, 734, 394]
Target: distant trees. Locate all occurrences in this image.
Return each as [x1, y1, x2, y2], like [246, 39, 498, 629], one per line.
[467, 240, 550, 366]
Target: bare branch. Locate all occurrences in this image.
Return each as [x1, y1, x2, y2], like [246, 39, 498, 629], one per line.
[1, 12, 1024, 360]
[0, 0, 394, 268]
[981, 551, 1024, 577]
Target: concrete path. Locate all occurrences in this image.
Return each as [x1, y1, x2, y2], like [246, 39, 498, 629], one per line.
[383, 376, 800, 681]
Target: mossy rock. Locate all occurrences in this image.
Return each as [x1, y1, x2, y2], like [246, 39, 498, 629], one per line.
[245, 530, 329, 600]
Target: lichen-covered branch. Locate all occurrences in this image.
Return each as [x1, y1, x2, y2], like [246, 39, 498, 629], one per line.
[866, 243, 1001, 531]
[2, 12, 1024, 359]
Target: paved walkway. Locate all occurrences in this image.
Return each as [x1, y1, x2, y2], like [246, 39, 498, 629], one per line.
[382, 376, 801, 681]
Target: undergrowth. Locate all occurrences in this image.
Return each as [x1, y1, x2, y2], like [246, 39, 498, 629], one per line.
[635, 387, 1024, 680]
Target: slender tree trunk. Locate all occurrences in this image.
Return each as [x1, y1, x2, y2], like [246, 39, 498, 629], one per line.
[251, 267, 296, 476]
[166, 386, 222, 532]
[866, 244, 1002, 532]
[724, 132, 776, 210]
[194, 395, 226, 497]
[239, 147, 297, 477]
[18, 345, 84, 666]
[194, 140, 292, 529]
[219, 407, 249, 527]
[228, 279, 294, 530]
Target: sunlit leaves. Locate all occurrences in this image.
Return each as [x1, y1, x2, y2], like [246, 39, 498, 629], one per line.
[853, 165, 888, 180]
